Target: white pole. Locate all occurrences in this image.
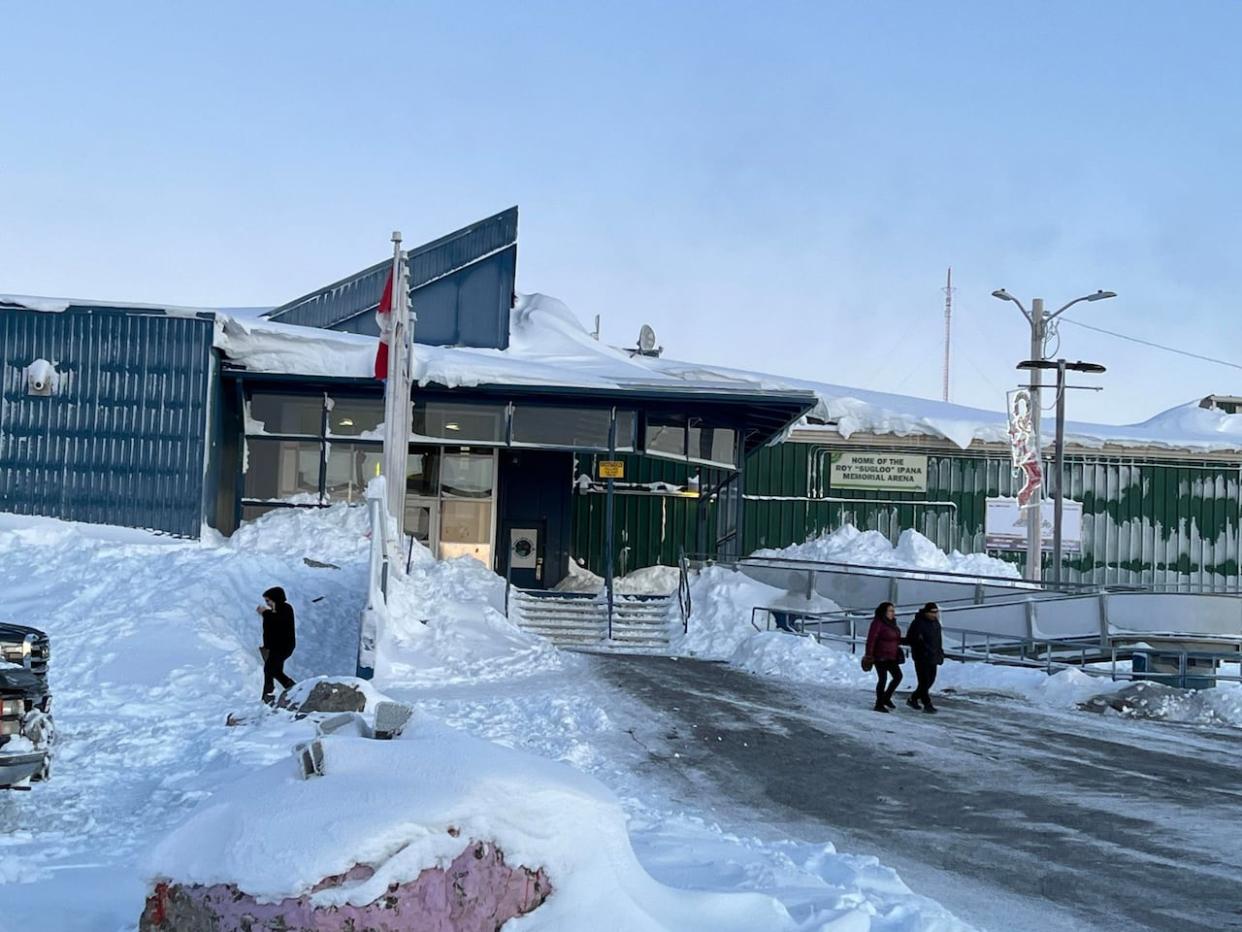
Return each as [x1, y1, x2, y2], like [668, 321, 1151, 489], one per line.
[1027, 298, 1044, 583]
[382, 232, 409, 540]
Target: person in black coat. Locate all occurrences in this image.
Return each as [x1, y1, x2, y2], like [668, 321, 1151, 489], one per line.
[257, 586, 296, 703]
[905, 602, 944, 713]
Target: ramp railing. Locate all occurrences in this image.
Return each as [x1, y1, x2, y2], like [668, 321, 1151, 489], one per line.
[751, 605, 1242, 688]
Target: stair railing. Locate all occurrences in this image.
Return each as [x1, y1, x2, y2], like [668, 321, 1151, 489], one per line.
[677, 547, 692, 633]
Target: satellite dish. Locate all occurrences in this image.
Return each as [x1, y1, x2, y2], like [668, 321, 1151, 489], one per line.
[638, 324, 657, 354]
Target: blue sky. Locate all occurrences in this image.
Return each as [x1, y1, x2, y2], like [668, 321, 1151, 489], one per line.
[4, 1, 1240, 423]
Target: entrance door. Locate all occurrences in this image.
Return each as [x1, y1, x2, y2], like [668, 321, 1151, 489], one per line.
[503, 521, 546, 589]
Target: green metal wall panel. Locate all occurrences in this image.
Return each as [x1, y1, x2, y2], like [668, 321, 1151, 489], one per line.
[569, 441, 1242, 592]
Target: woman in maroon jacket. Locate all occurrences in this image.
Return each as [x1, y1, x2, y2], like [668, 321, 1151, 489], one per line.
[864, 601, 905, 712]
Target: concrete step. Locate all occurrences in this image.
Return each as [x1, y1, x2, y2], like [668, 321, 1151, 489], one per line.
[512, 589, 673, 654]
[511, 601, 670, 616]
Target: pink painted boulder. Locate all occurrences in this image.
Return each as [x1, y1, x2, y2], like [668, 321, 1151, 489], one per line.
[139, 840, 551, 932]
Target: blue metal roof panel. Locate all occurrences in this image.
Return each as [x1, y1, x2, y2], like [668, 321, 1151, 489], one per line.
[267, 206, 518, 331]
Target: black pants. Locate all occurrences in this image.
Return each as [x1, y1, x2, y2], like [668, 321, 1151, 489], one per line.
[263, 650, 295, 697]
[874, 660, 903, 706]
[911, 657, 938, 705]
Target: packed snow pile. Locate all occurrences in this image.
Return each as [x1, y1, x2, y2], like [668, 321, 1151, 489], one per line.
[375, 539, 570, 687]
[756, 525, 1020, 578]
[1080, 678, 1242, 725]
[145, 717, 796, 932]
[556, 561, 680, 595]
[673, 565, 842, 659]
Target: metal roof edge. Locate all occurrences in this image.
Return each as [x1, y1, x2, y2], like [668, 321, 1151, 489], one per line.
[265, 206, 519, 323]
[786, 425, 1242, 463]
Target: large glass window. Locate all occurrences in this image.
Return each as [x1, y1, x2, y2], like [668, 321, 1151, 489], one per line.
[244, 439, 321, 502]
[247, 393, 324, 436]
[414, 401, 507, 444]
[324, 442, 382, 504]
[327, 396, 384, 438]
[511, 405, 611, 450]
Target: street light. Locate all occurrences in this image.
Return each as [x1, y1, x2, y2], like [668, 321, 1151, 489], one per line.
[993, 288, 1116, 582]
[1017, 358, 1107, 586]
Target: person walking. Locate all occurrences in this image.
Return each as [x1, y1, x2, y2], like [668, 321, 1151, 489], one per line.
[257, 586, 296, 704]
[906, 602, 945, 713]
[863, 601, 905, 712]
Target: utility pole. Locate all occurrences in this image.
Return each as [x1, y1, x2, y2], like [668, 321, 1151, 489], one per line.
[942, 267, 954, 402]
[1018, 358, 1106, 586]
[992, 288, 1116, 582]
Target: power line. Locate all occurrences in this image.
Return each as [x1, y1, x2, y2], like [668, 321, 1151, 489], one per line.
[1060, 317, 1242, 372]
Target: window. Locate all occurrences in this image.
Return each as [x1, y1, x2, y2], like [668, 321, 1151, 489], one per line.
[327, 396, 384, 438]
[414, 401, 507, 444]
[511, 405, 612, 450]
[439, 500, 492, 562]
[247, 393, 324, 437]
[614, 411, 637, 451]
[645, 420, 686, 458]
[244, 439, 321, 502]
[406, 449, 440, 497]
[440, 449, 495, 498]
[687, 424, 737, 467]
[324, 443, 382, 504]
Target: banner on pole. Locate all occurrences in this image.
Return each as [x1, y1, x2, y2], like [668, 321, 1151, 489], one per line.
[1006, 389, 1042, 510]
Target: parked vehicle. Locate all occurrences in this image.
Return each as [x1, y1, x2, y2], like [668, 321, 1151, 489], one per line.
[0, 624, 52, 789]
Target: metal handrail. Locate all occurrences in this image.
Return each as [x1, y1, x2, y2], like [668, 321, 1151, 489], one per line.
[749, 606, 1242, 688]
[686, 551, 1242, 598]
[677, 547, 692, 633]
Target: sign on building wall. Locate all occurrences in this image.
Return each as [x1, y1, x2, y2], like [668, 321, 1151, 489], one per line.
[985, 497, 1082, 552]
[829, 452, 928, 491]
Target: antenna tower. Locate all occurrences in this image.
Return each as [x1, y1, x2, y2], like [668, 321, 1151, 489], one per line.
[942, 267, 955, 402]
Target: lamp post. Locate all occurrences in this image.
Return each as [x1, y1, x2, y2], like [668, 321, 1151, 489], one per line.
[992, 288, 1115, 581]
[1017, 358, 1106, 586]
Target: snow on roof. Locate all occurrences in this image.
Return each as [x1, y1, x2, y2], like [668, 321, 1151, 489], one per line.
[7, 289, 1241, 454]
[0, 292, 233, 318]
[216, 293, 1242, 455]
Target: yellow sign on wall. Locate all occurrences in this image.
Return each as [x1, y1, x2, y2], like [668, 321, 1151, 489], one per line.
[598, 460, 625, 479]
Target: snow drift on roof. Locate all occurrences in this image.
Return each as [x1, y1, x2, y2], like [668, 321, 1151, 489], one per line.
[9, 287, 1241, 453]
[214, 294, 1242, 453]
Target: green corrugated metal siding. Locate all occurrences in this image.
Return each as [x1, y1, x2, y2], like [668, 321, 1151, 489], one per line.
[571, 454, 708, 573]
[571, 441, 1242, 591]
[741, 443, 1240, 590]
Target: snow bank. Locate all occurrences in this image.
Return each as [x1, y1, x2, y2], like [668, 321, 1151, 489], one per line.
[147, 717, 797, 931]
[0, 509, 366, 908]
[556, 561, 681, 595]
[757, 525, 1020, 579]
[376, 541, 569, 687]
[224, 500, 373, 565]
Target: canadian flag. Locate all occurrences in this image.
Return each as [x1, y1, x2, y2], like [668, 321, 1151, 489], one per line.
[373, 269, 394, 381]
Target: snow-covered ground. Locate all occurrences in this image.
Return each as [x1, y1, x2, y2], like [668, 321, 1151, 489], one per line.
[3, 507, 1237, 930]
[677, 525, 1242, 727]
[0, 509, 971, 931]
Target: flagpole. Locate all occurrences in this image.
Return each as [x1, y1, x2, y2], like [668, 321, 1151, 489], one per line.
[382, 231, 409, 540]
